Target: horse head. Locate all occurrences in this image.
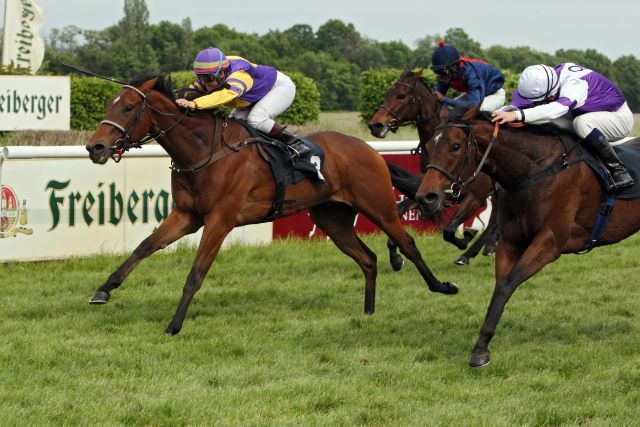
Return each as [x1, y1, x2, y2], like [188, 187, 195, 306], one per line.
[416, 105, 484, 215]
[368, 67, 442, 138]
[86, 75, 179, 164]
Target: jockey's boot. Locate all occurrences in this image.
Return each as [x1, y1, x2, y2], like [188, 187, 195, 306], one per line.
[269, 123, 311, 159]
[583, 128, 634, 192]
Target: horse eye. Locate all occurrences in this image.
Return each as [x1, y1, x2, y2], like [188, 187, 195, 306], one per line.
[397, 94, 406, 100]
[452, 143, 461, 151]
[125, 104, 135, 112]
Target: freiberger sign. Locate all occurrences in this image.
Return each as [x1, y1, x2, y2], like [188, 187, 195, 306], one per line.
[0, 75, 70, 130]
[1, 0, 45, 73]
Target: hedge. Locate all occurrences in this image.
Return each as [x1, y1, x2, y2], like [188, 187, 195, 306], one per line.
[70, 70, 320, 131]
[358, 67, 519, 124]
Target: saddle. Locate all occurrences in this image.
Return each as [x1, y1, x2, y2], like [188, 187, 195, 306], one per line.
[236, 120, 326, 221]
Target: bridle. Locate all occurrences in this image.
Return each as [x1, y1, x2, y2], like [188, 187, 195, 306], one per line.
[100, 84, 188, 162]
[425, 121, 499, 201]
[379, 77, 441, 132]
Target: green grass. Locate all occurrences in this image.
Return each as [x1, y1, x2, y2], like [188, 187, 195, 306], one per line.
[2, 232, 640, 425]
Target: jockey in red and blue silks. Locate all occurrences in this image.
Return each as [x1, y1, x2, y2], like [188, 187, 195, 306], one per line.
[431, 41, 505, 111]
[175, 47, 310, 157]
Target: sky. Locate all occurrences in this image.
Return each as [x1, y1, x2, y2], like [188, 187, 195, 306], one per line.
[3, 0, 640, 60]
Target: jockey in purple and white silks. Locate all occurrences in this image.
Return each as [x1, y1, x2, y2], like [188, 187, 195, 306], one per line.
[175, 47, 310, 157]
[492, 63, 635, 191]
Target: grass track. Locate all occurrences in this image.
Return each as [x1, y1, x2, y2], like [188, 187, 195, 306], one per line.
[1, 232, 640, 425]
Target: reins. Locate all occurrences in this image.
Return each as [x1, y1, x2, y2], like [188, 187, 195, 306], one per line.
[100, 84, 189, 162]
[426, 121, 499, 200]
[379, 78, 441, 132]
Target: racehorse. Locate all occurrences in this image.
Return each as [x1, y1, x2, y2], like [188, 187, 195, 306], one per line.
[415, 105, 640, 367]
[368, 67, 498, 266]
[84, 75, 458, 335]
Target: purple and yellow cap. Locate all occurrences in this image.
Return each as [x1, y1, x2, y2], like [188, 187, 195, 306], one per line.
[193, 47, 229, 76]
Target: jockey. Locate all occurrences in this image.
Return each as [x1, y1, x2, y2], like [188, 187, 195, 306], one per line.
[431, 41, 506, 111]
[175, 47, 310, 158]
[492, 63, 635, 191]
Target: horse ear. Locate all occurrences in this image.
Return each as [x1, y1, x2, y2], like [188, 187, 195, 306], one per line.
[416, 68, 423, 77]
[404, 65, 411, 72]
[463, 104, 481, 121]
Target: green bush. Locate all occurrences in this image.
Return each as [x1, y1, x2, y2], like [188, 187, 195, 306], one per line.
[279, 71, 320, 125]
[70, 76, 120, 130]
[358, 67, 439, 124]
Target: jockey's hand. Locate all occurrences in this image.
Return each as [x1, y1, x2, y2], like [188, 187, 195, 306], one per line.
[176, 99, 196, 110]
[491, 110, 518, 124]
[433, 91, 446, 102]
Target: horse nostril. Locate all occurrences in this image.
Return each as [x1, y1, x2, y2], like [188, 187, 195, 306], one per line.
[424, 192, 439, 204]
[86, 143, 106, 153]
[368, 123, 382, 133]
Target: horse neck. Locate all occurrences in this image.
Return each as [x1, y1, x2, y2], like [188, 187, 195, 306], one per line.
[473, 122, 569, 187]
[148, 96, 226, 167]
[415, 86, 440, 142]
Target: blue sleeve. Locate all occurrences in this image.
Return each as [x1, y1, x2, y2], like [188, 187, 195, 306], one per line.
[443, 67, 484, 108]
[435, 82, 449, 94]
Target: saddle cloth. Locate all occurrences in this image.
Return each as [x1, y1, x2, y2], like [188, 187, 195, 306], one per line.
[582, 137, 640, 199]
[259, 138, 326, 186]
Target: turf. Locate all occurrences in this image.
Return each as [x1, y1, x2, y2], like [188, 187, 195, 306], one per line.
[1, 232, 639, 425]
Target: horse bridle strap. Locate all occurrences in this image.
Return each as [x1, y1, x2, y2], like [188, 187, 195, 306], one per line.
[380, 80, 441, 130]
[425, 121, 499, 199]
[100, 84, 186, 162]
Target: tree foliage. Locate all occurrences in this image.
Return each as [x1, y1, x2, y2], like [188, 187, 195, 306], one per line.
[30, 0, 640, 118]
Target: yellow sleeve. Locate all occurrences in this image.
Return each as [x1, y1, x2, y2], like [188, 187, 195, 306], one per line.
[193, 70, 255, 110]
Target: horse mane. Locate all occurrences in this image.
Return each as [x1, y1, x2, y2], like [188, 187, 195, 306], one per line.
[128, 73, 229, 118]
[128, 74, 177, 100]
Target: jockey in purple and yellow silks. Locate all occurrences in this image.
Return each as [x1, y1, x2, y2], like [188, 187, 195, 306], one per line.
[492, 63, 635, 191]
[175, 47, 310, 157]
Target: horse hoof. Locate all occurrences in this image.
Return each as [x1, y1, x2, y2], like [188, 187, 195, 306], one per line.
[391, 257, 404, 272]
[482, 247, 496, 256]
[443, 282, 459, 295]
[89, 291, 110, 304]
[453, 256, 469, 266]
[469, 351, 490, 368]
[165, 324, 182, 335]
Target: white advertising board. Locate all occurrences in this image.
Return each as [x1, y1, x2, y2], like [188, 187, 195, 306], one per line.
[0, 146, 272, 262]
[0, 76, 71, 130]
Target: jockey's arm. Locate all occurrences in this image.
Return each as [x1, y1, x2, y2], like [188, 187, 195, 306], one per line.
[193, 70, 254, 110]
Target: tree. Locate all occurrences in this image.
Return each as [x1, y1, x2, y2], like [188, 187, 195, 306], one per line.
[149, 19, 194, 73]
[612, 55, 640, 111]
[554, 49, 613, 77]
[378, 40, 413, 68]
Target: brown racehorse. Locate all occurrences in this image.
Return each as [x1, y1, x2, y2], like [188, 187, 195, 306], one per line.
[416, 105, 640, 367]
[368, 68, 498, 266]
[85, 75, 458, 335]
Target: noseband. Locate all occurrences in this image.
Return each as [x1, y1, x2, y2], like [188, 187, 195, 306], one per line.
[100, 84, 186, 162]
[379, 79, 441, 132]
[425, 121, 499, 200]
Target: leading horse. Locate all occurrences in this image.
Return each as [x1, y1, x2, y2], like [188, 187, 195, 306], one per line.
[416, 106, 640, 367]
[85, 75, 458, 335]
[368, 67, 499, 266]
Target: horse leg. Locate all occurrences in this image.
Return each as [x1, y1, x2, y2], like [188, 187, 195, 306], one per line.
[364, 207, 458, 295]
[469, 230, 561, 368]
[443, 197, 484, 250]
[453, 219, 497, 266]
[166, 216, 235, 335]
[387, 198, 416, 272]
[309, 203, 378, 314]
[90, 209, 202, 304]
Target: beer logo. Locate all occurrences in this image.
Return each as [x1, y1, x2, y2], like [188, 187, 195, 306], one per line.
[1, 185, 33, 238]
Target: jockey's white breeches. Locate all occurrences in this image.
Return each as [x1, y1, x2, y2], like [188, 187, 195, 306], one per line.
[229, 71, 296, 133]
